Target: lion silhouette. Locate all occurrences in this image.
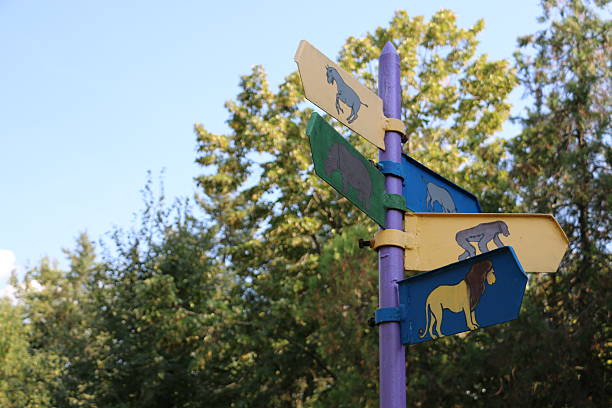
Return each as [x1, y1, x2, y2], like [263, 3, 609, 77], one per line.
[418, 260, 496, 340]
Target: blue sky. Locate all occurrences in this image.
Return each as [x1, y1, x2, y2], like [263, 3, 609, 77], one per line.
[0, 1, 542, 291]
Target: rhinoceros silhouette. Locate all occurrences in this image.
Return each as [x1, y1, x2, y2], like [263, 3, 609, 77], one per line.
[324, 143, 371, 209]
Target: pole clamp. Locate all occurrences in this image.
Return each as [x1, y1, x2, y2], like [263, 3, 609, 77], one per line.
[384, 117, 406, 135]
[374, 305, 405, 325]
[384, 117, 407, 143]
[372, 229, 415, 250]
[378, 161, 403, 180]
[383, 193, 406, 212]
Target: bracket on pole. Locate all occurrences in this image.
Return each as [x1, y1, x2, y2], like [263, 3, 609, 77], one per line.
[375, 305, 405, 325]
[372, 229, 415, 250]
[383, 193, 406, 212]
[384, 117, 407, 144]
[378, 161, 403, 180]
[384, 116, 406, 134]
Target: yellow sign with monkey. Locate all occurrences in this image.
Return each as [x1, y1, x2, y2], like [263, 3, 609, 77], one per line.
[401, 213, 569, 274]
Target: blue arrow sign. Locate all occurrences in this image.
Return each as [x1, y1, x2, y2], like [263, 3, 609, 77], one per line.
[396, 247, 527, 345]
[398, 154, 481, 213]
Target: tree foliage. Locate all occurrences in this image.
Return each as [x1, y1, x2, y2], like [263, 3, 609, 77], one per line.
[0, 4, 609, 407]
[17, 236, 100, 407]
[192, 9, 516, 407]
[0, 298, 59, 407]
[507, 0, 611, 405]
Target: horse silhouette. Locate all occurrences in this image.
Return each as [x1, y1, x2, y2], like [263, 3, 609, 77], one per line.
[325, 65, 368, 124]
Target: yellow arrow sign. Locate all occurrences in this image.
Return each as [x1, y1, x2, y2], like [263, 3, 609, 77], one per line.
[294, 40, 389, 150]
[403, 213, 569, 273]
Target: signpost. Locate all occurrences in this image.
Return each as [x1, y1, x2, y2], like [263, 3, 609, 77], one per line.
[295, 38, 568, 408]
[397, 247, 527, 344]
[295, 40, 400, 150]
[298, 39, 410, 408]
[401, 212, 569, 273]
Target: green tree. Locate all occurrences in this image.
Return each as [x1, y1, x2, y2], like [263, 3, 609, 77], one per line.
[0, 298, 59, 407]
[506, 0, 611, 405]
[194, 9, 517, 406]
[9, 180, 241, 407]
[17, 234, 101, 407]
[86, 184, 235, 407]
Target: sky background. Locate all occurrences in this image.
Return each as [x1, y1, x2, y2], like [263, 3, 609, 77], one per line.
[0, 0, 543, 294]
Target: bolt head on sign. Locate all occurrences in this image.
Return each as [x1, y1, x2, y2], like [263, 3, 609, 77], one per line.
[295, 40, 387, 150]
[398, 247, 528, 345]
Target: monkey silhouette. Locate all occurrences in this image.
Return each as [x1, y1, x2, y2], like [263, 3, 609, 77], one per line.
[455, 221, 510, 261]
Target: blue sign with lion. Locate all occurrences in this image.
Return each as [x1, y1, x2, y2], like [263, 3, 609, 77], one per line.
[397, 247, 527, 345]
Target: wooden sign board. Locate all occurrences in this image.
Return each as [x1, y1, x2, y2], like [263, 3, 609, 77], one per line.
[295, 40, 387, 150]
[307, 112, 386, 227]
[398, 247, 527, 344]
[404, 213, 569, 273]
[401, 154, 481, 213]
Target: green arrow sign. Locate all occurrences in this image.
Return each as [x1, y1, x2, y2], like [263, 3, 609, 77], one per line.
[306, 112, 404, 227]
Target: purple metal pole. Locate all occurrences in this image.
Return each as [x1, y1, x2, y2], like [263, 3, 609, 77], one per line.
[378, 42, 406, 408]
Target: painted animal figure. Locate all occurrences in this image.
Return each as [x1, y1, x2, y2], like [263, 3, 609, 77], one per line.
[425, 182, 456, 213]
[419, 260, 496, 339]
[325, 65, 368, 124]
[324, 143, 371, 209]
[455, 221, 510, 261]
